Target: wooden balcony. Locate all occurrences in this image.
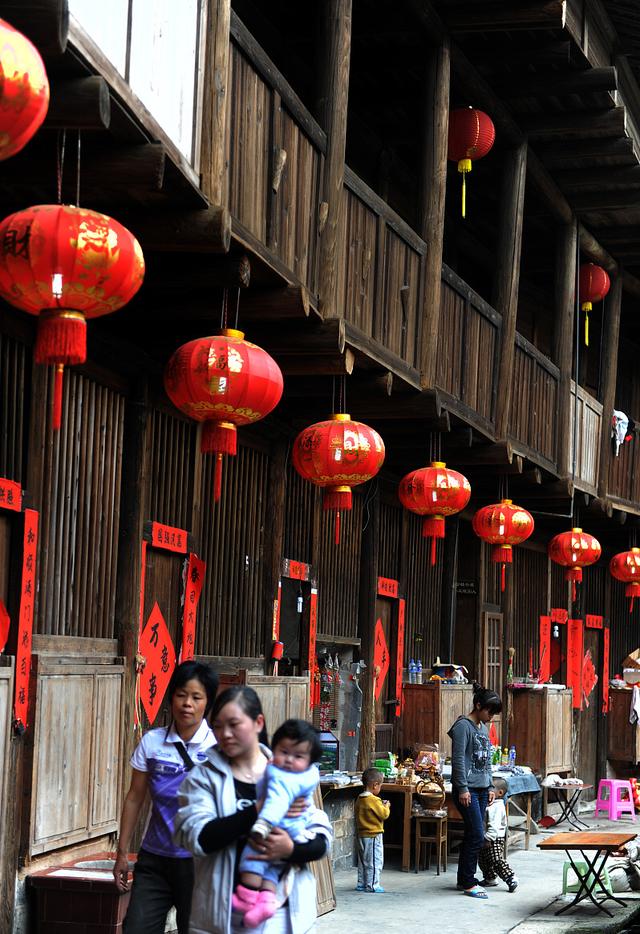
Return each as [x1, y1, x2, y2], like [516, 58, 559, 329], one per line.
[568, 382, 603, 494]
[508, 334, 559, 471]
[608, 429, 640, 510]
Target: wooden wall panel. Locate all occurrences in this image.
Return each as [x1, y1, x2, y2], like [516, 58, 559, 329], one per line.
[610, 577, 632, 675]
[375, 229, 422, 368]
[147, 407, 196, 529]
[196, 442, 270, 657]
[0, 663, 12, 843]
[315, 493, 363, 639]
[283, 461, 315, 566]
[90, 672, 122, 829]
[0, 331, 28, 484]
[338, 188, 377, 331]
[511, 547, 550, 675]
[509, 339, 558, 465]
[36, 371, 125, 639]
[245, 673, 309, 734]
[378, 501, 402, 582]
[403, 514, 443, 670]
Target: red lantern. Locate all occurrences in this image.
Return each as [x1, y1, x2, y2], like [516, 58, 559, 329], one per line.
[610, 548, 640, 614]
[0, 18, 49, 161]
[448, 107, 495, 218]
[292, 414, 385, 545]
[398, 461, 471, 566]
[164, 329, 283, 502]
[472, 499, 534, 592]
[0, 204, 144, 428]
[579, 263, 610, 347]
[548, 527, 602, 602]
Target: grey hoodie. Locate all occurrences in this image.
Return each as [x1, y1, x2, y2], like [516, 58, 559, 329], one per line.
[447, 715, 492, 793]
[173, 744, 332, 934]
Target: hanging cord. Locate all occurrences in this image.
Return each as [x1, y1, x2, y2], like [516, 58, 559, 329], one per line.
[56, 129, 66, 203]
[571, 237, 581, 525]
[75, 130, 81, 206]
[341, 374, 347, 414]
[331, 376, 336, 415]
[233, 286, 241, 330]
[219, 287, 228, 329]
[597, 293, 605, 400]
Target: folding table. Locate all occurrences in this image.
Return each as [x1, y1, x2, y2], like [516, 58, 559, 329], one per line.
[548, 783, 593, 831]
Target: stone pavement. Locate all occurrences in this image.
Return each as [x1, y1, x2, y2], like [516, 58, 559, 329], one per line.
[317, 812, 640, 934]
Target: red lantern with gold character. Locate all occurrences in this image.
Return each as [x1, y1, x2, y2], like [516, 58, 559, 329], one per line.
[610, 548, 640, 614]
[0, 204, 144, 428]
[448, 107, 495, 219]
[164, 329, 283, 502]
[579, 263, 610, 347]
[548, 528, 601, 602]
[472, 499, 534, 592]
[398, 461, 471, 566]
[0, 18, 50, 161]
[292, 414, 385, 545]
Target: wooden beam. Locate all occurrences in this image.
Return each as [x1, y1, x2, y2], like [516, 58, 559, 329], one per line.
[44, 76, 111, 130]
[317, 0, 352, 318]
[535, 137, 636, 168]
[419, 36, 450, 389]
[201, 0, 231, 205]
[239, 285, 316, 321]
[442, 1, 566, 31]
[494, 143, 528, 439]
[554, 165, 640, 191]
[497, 66, 617, 101]
[274, 348, 355, 376]
[0, 0, 68, 55]
[473, 39, 572, 69]
[578, 225, 618, 275]
[571, 189, 640, 212]
[598, 275, 622, 499]
[521, 108, 627, 141]
[553, 221, 578, 479]
[129, 206, 231, 253]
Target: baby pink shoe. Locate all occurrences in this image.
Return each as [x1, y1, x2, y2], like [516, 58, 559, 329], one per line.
[232, 884, 259, 914]
[244, 891, 279, 927]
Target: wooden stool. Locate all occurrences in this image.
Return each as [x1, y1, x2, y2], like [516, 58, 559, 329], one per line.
[414, 815, 447, 874]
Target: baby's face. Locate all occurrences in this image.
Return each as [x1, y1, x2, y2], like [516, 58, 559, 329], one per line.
[272, 738, 312, 773]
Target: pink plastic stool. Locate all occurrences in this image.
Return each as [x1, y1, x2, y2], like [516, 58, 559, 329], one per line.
[595, 780, 637, 821]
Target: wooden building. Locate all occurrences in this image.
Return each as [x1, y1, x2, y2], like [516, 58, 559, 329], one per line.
[4, 0, 640, 926]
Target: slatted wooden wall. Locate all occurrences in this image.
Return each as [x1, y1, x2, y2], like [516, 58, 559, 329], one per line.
[283, 460, 315, 565]
[404, 513, 443, 669]
[0, 331, 28, 483]
[147, 406, 196, 529]
[196, 441, 270, 657]
[610, 576, 632, 674]
[511, 546, 550, 672]
[315, 492, 363, 639]
[35, 370, 125, 639]
[378, 500, 402, 582]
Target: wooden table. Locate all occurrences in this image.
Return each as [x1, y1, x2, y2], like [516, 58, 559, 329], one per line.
[538, 832, 636, 916]
[381, 782, 418, 872]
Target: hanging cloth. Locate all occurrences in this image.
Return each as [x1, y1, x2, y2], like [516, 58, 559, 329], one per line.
[612, 410, 630, 456]
[629, 685, 640, 725]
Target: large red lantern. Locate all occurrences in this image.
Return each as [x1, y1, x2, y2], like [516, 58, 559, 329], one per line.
[0, 18, 49, 161]
[472, 499, 534, 592]
[448, 107, 495, 218]
[0, 204, 144, 428]
[292, 414, 385, 545]
[579, 263, 610, 347]
[548, 528, 601, 602]
[164, 329, 283, 502]
[610, 548, 640, 614]
[398, 461, 471, 565]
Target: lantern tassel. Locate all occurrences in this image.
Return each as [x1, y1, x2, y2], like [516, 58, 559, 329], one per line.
[422, 515, 445, 566]
[501, 563, 506, 593]
[631, 595, 635, 615]
[213, 453, 223, 502]
[52, 364, 64, 431]
[458, 158, 471, 219]
[335, 511, 341, 546]
[585, 309, 589, 347]
[35, 310, 87, 367]
[431, 536, 437, 566]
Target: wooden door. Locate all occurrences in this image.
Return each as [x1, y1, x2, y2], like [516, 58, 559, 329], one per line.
[482, 610, 503, 742]
[576, 627, 601, 797]
[374, 598, 393, 724]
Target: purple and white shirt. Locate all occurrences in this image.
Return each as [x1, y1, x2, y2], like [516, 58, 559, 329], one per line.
[131, 720, 215, 858]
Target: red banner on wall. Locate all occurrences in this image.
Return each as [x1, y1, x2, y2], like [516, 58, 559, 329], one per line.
[586, 614, 604, 630]
[373, 619, 390, 701]
[181, 554, 206, 662]
[395, 598, 405, 717]
[551, 607, 568, 624]
[309, 588, 319, 708]
[539, 616, 551, 683]
[0, 477, 21, 512]
[139, 602, 176, 725]
[151, 521, 188, 554]
[15, 509, 38, 728]
[567, 618, 584, 710]
[377, 577, 399, 598]
[603, 627, 610, 714]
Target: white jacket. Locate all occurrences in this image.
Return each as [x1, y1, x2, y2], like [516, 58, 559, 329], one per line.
[485, 798, 507, 842]
[174, 744, 332, 934]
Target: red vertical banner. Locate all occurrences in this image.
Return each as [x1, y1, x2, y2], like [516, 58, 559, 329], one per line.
[567, 618, 584, 709]
[539, 616, 551, 683]
[272, 580, 282, 641]
[395, 598, 405, 717]
[15, 509, 38, 729]
[181, 554, 206, 662]
[603, 626, 610, 714]
[309, 587, 319, 708]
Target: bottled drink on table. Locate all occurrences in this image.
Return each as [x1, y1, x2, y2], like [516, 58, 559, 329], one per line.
[508, 745, 516, 768]
[408, 659, 416, 684]
[500, 747, 509, 766]
[416, 659, 423, 684]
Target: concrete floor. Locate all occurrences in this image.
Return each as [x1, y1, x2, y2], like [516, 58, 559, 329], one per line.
[317, 812, 640, 934]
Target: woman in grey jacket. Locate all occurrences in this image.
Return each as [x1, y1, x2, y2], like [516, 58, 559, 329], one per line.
[447, 683, 502, 900]
[174, 686, 331, 934]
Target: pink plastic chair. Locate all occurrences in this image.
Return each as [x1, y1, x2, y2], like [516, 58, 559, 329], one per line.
[595, 780, 637, 821]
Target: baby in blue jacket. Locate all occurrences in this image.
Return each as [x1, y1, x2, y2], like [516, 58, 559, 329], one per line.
[232, 719, 322, 927]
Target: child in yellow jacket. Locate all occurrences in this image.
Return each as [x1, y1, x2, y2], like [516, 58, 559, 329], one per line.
[355, 768, 390, 892]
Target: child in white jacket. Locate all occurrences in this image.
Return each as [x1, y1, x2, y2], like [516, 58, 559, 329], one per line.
[478, 777, 519, 892]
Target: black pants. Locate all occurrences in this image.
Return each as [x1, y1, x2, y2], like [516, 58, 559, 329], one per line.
[453, 787, 489, 889]
[123, 849, 194, 934]
[478, 838, 515, 883]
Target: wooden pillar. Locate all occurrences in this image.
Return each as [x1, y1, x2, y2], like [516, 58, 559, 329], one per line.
[357, 487, 380, 770]
[262, 440, 287, 670]
[201, 0, 232, 205]
[317, 0, 352, 319]
[553, 221, 578, 478]
[597, 274, 623, 498]
[494, 142, 528, 439]
[439, 517, 459, 661]
[419, 38, 451, 388]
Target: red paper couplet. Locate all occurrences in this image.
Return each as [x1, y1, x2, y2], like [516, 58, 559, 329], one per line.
[373, 619, 390, 701]
[15, 509, 38, 728]
[151, 521, 188, 554]
[308, 588, 318, 708]
[395, 598, 406, 717]
[181, 554, 206, 662]
[0, 478, 21, 512]
[585, 614, 604, 630]
[272, 580, 282, 641]
[603, 627, 610, 714]
[284, 560, 311, 581]
[582, 648, 598, 708]
[0, 599, 9, 653]
[551, 607, 568, 624]
[139, 602, 176, 725]
[567, 618, 583, 710]
[539, 616, 551, 683]
[377, 577, 399, 598]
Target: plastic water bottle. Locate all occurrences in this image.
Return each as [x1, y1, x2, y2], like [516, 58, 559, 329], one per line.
[408, 659, 416, 684]
[416, 660, 423, 684]
[508, 745, 516, 769]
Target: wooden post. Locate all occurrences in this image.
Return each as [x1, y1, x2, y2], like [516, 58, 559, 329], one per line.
[317, 0, 352, 319]
[201, 0, 232, 205]
[357, 486, 380, 771]
[494, 142, 528, 439]
[440, 517, 459, 661]
[553, 220, 578, 478]
[419, 38, 451, 388]
[263, 440, 287, 670]
[597, 274, 622, 498]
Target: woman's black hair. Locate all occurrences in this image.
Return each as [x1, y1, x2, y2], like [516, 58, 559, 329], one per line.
[271, 719, 322, 764]
[209, 685, 269, 745]
[167, 660, 219, 719]
[472, 682, 502, 715]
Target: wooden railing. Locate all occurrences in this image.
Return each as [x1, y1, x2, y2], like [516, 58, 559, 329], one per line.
[509, 334, 559, 467]
[608, 429, 640, 506]
[568, 382, 602, 492]
[435, 265, 501, 430]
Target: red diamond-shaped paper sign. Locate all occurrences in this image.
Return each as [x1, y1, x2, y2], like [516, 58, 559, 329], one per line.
[0, 600, 9, 653]
[373, 618, 390, 701]
[139, 602, 176, 725]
